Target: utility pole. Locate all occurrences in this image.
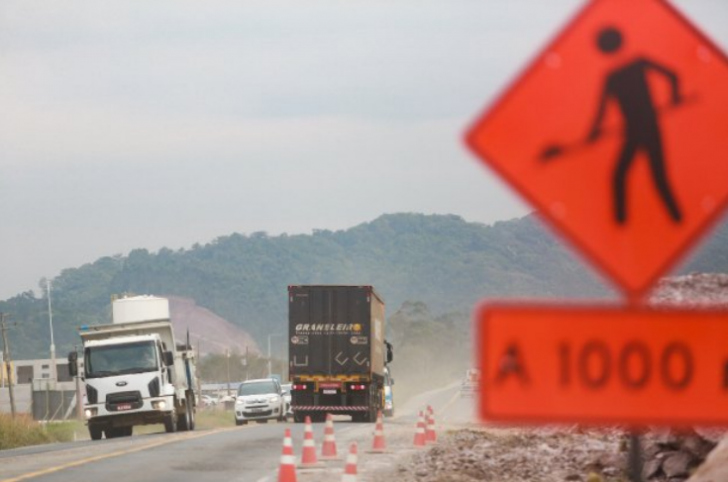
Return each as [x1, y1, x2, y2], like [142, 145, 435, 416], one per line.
[73, 346, 83, 420]
[0, 313, 17, 418]
[225, 348, 231, 396]
[47, 279, 57, 384]
[196, 339, 202, 405]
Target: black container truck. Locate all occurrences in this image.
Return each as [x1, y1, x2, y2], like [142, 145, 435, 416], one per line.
[288, 285, 393, 423]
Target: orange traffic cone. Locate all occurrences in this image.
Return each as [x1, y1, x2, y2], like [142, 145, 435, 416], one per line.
[341, 442, 358, 482]
[413, 410, 427, 447]
[368, 410, 386, 453]
[278, 428, 297, 482]
[299, 416, 321, 467]
[320, 413, 339, 460]
[425, 406, 437, 444]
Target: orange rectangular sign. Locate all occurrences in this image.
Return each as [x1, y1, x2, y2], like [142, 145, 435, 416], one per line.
[478, 304, 728, 427]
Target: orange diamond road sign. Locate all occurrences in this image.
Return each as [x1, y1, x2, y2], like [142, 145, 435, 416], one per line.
[478, 304, 728, 426]
[466, 0, 728, 299]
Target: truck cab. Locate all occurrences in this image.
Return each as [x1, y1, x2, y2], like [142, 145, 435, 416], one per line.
[81, 334, 179, 439]
[70, 295, 197, 440]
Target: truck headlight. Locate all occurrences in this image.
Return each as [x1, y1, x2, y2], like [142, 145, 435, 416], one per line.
[84, 408, 97, 419]
[152, 400, 166, 410]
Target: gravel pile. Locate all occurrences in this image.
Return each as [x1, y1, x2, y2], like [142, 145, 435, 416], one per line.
[649, 273, 728, 307]
[393, 428, 627, 482]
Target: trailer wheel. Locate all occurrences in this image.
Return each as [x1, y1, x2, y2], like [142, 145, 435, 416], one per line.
[89, 424, 103, 440]
[368, 407, 377, 423]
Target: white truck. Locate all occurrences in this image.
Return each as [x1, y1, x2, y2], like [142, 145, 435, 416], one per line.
[68, 295, 197, 440]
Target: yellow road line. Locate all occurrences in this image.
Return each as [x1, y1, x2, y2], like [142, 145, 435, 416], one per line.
[0, 429, 231, 482]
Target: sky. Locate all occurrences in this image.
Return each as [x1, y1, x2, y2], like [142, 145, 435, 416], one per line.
[1, 1, 726, 299]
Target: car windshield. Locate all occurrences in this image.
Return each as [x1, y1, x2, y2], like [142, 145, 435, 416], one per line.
[238, 381, 277, 396]
[85, 341, 158, 378]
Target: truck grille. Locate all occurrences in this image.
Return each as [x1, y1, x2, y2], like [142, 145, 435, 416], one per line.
[105, 391, 143, 411]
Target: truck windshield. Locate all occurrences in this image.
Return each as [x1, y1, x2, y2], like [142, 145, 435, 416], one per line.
[85, 341, 158, 378]
[238, 381, 277, 396]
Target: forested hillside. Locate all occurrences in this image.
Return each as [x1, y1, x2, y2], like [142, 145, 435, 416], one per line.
[2, 212, 726, 359]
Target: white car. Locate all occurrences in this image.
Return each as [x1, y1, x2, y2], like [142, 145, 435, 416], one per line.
[234, 378, 285, 425]
[280, 383, 293, 419]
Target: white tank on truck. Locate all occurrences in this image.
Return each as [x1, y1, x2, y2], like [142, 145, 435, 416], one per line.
[68, 295, 197, 440]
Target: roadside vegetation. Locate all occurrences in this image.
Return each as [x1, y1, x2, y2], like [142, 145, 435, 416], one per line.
[0, 409, 235, 450]
[0, 414, 81, 450]
[194, 408, 235, 429]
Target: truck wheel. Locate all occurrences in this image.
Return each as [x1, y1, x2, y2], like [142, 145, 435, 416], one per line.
[122, 426, 133, 437]
[178, 400, 192, 431]
[188, 402, 196, 431]
[89, 424, 103, 440]
[164, 413, 177, 433]
[293, 412, 305, 423]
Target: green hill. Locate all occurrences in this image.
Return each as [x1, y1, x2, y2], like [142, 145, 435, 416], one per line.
[2, 212, 725, 359]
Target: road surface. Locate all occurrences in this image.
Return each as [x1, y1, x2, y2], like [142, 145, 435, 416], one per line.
[0, 382, 476, 482]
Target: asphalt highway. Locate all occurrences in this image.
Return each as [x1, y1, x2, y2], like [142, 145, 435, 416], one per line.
[0, 382, 476, 482]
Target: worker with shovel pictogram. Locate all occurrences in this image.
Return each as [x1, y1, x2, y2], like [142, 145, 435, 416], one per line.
[540, 27, 685, 225]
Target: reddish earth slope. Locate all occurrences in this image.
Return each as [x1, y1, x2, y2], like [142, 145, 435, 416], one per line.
[167, 296, 260, 356]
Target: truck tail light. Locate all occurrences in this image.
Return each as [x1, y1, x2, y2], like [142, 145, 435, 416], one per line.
[292, 384, 308, 390]
[349, 384, 367, 391]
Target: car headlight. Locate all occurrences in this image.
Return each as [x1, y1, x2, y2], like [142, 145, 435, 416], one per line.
[269, 396, 279, 403]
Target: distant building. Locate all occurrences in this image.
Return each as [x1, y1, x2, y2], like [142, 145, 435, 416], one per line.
[0, 358, 79, 416]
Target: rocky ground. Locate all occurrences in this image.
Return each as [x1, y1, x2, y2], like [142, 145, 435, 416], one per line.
[377, 427, 628, 482]
[361, 273, 728, 482]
